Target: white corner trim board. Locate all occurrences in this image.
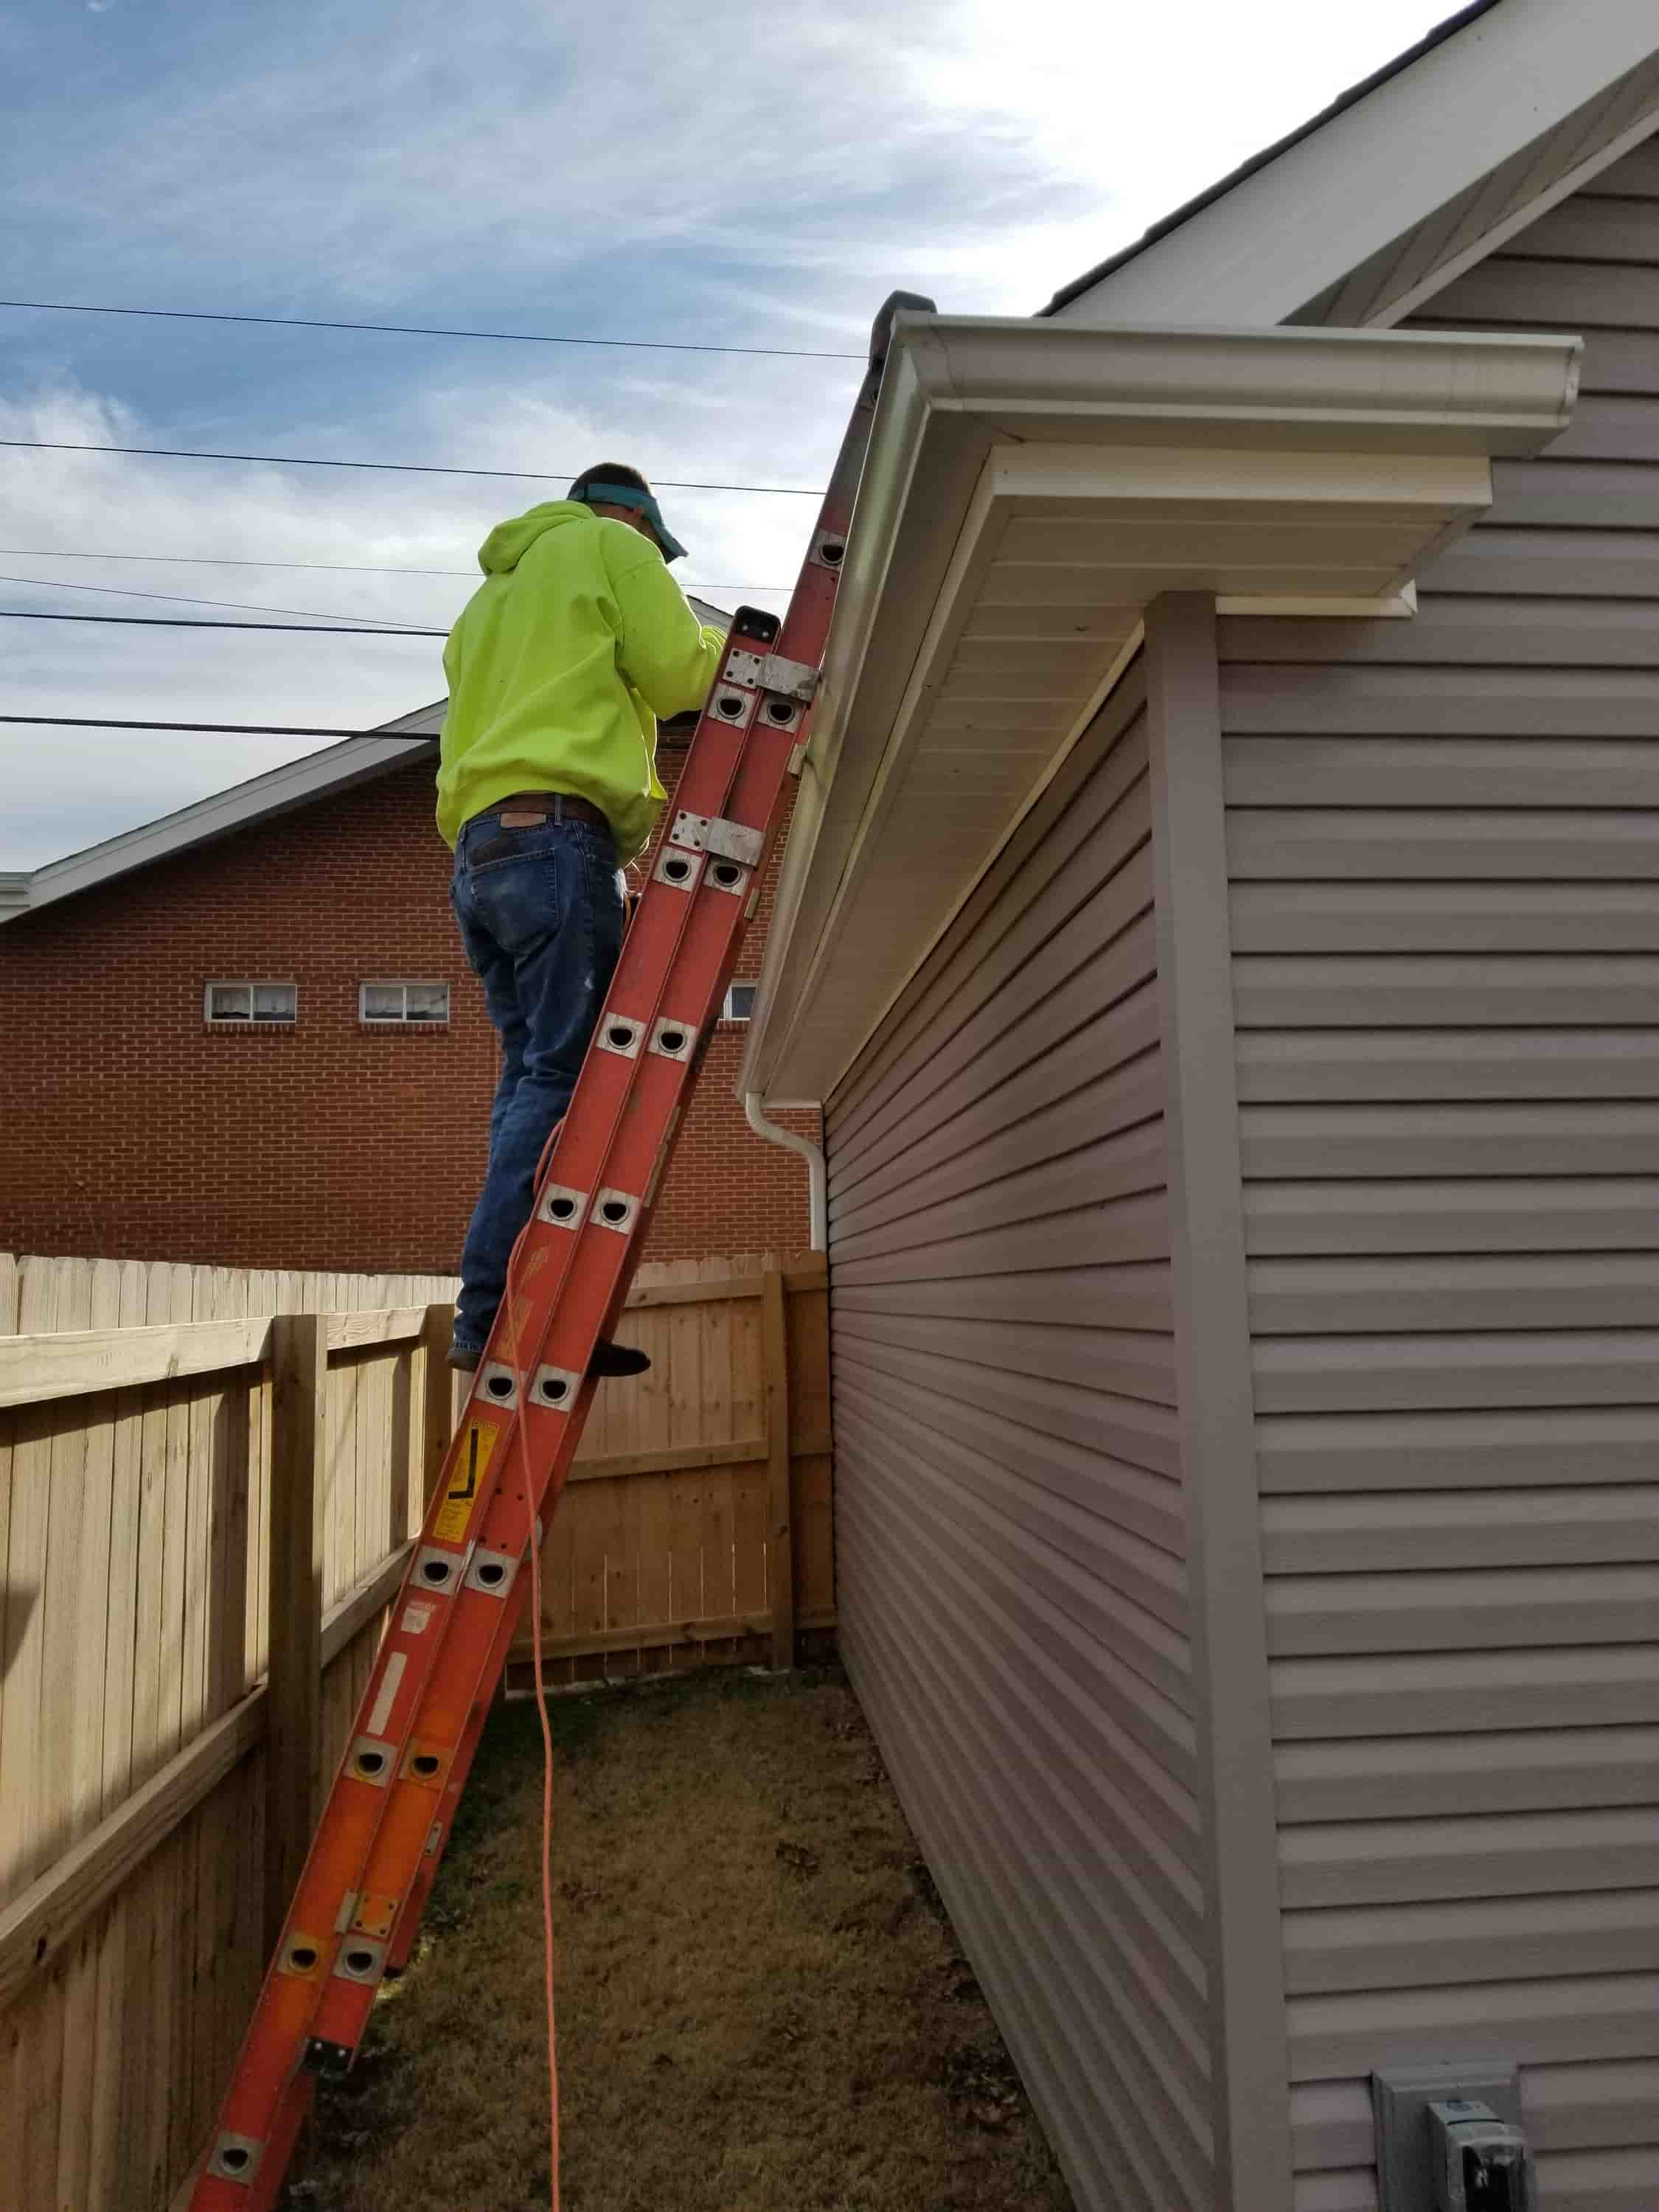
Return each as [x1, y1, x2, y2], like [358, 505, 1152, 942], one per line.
[740, 314, 1581, 1111]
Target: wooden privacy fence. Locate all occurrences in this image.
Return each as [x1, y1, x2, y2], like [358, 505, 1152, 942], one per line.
[0, 1248, 834, 2212]
[513, 1253, 835, 1687]
[0, 1253, 456, 2212]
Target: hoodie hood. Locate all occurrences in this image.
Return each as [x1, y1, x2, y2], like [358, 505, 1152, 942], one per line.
[476, 500, 590, 576]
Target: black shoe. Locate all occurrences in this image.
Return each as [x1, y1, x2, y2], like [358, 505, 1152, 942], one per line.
[451, 1339, 647, 1380]
[588, 1339, 651, 1380]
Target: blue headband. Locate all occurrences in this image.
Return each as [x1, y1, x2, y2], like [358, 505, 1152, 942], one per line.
[571, 479, 687, 563]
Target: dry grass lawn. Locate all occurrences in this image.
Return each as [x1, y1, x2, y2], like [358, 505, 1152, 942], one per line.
[282, 1665, 1074, 2212]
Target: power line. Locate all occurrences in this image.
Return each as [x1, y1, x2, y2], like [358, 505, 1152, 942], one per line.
[1, 296, 865, 362]
[0, 715, 401, 736]
[1, 609, 442, 635]
[0, 546, 793, 589]
[0, 568, 440, 627]
[0, 712, 711, 744]
[0, 437, 825, 495]
[1, 546, 479, 578]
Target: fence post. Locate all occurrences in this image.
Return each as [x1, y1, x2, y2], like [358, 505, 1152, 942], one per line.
[265, 1311, 326, 1959]
[419, 1302, 456, 1512]
[762, 1268, 794, 1672]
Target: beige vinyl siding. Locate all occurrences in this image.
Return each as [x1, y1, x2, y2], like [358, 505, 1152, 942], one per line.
[1291, 63, 1659, 332]
[1223, 139, 1659, 2212]
[824, 668, 1212, 2212]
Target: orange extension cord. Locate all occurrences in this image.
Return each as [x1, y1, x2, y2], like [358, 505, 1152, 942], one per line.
[501, 1158, 563, 2212]
[503, 895, 639, 2211]
[525, 1411, 561, 2212]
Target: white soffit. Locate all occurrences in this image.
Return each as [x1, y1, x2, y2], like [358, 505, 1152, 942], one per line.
[742, 315, 1579, 1108]
[1048, 0, 1659, 330]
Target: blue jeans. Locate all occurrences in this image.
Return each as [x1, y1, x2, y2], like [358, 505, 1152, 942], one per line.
[450, 809, 626, 1354]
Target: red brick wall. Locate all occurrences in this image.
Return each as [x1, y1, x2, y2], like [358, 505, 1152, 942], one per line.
[0, 746, 820, 1273]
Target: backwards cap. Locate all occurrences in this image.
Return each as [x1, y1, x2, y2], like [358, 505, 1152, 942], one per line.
[568, 468, 687, 564]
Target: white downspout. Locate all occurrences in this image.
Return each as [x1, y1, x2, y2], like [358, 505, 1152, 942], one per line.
[744, 1091, 827, 1253]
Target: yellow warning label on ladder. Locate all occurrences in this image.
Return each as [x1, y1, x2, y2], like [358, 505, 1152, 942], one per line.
[431, 1420, 498, 1543]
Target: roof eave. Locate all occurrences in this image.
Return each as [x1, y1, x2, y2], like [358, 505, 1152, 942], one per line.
[740, 316, 1580, 1109]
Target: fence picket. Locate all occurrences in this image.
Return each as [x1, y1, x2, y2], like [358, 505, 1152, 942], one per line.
[88, 1255, 148, 2208]
[161, 1260, 198, 2189]
[55, 1260, 119, 2211]
[4, 1260, 62, 1900]
[265, 1314, 324, 1961]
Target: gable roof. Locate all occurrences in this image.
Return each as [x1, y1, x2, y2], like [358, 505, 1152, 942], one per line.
[1, 594, 731, 925]
[1046, 0, 1659, 331]
[0, 700, 445, 926]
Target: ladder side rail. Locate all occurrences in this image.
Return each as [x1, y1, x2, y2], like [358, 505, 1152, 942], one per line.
[302, 734, 780, 2059]
[313, 641, 811, 1977]
[196, 571, 810, 2172]
[191, 669, 761, 2191]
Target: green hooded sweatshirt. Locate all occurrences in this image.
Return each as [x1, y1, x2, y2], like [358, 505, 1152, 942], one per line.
[436, 501, 726, 863]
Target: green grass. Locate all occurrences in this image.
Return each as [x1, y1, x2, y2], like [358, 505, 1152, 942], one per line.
[284, 1666, 1075, 2212]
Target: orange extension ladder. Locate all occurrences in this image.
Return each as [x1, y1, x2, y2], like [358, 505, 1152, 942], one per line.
[188, 288, 932, 2211]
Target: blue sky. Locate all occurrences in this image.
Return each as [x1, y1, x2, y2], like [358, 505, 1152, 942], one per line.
[3, 0, 1458, 867]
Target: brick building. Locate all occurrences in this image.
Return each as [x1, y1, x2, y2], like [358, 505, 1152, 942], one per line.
[0, 696, 821, 1273]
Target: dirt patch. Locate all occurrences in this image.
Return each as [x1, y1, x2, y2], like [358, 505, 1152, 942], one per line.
[283, 1666, 1075, 2212]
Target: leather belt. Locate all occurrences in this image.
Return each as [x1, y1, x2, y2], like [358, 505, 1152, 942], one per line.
[487, 790, 611, 833]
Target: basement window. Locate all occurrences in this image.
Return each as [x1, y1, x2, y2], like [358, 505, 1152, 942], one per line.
[361, 981, 451, 1025]
[206, 981, 296, 1025]
[723, 983, 757, 1023]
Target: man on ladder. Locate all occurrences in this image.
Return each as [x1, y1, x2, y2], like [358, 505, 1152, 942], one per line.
[436, 462, 728, 1379]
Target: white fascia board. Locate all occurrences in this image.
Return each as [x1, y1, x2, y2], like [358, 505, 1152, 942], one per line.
[897, 316, 1582, 456]
[1050, 0, 1659, 330]
[740, 316, 1580, 1108]
[5, 700, 445, 924]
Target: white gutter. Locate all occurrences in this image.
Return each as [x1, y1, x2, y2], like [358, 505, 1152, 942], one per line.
[743, 1092, 827, 1252]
